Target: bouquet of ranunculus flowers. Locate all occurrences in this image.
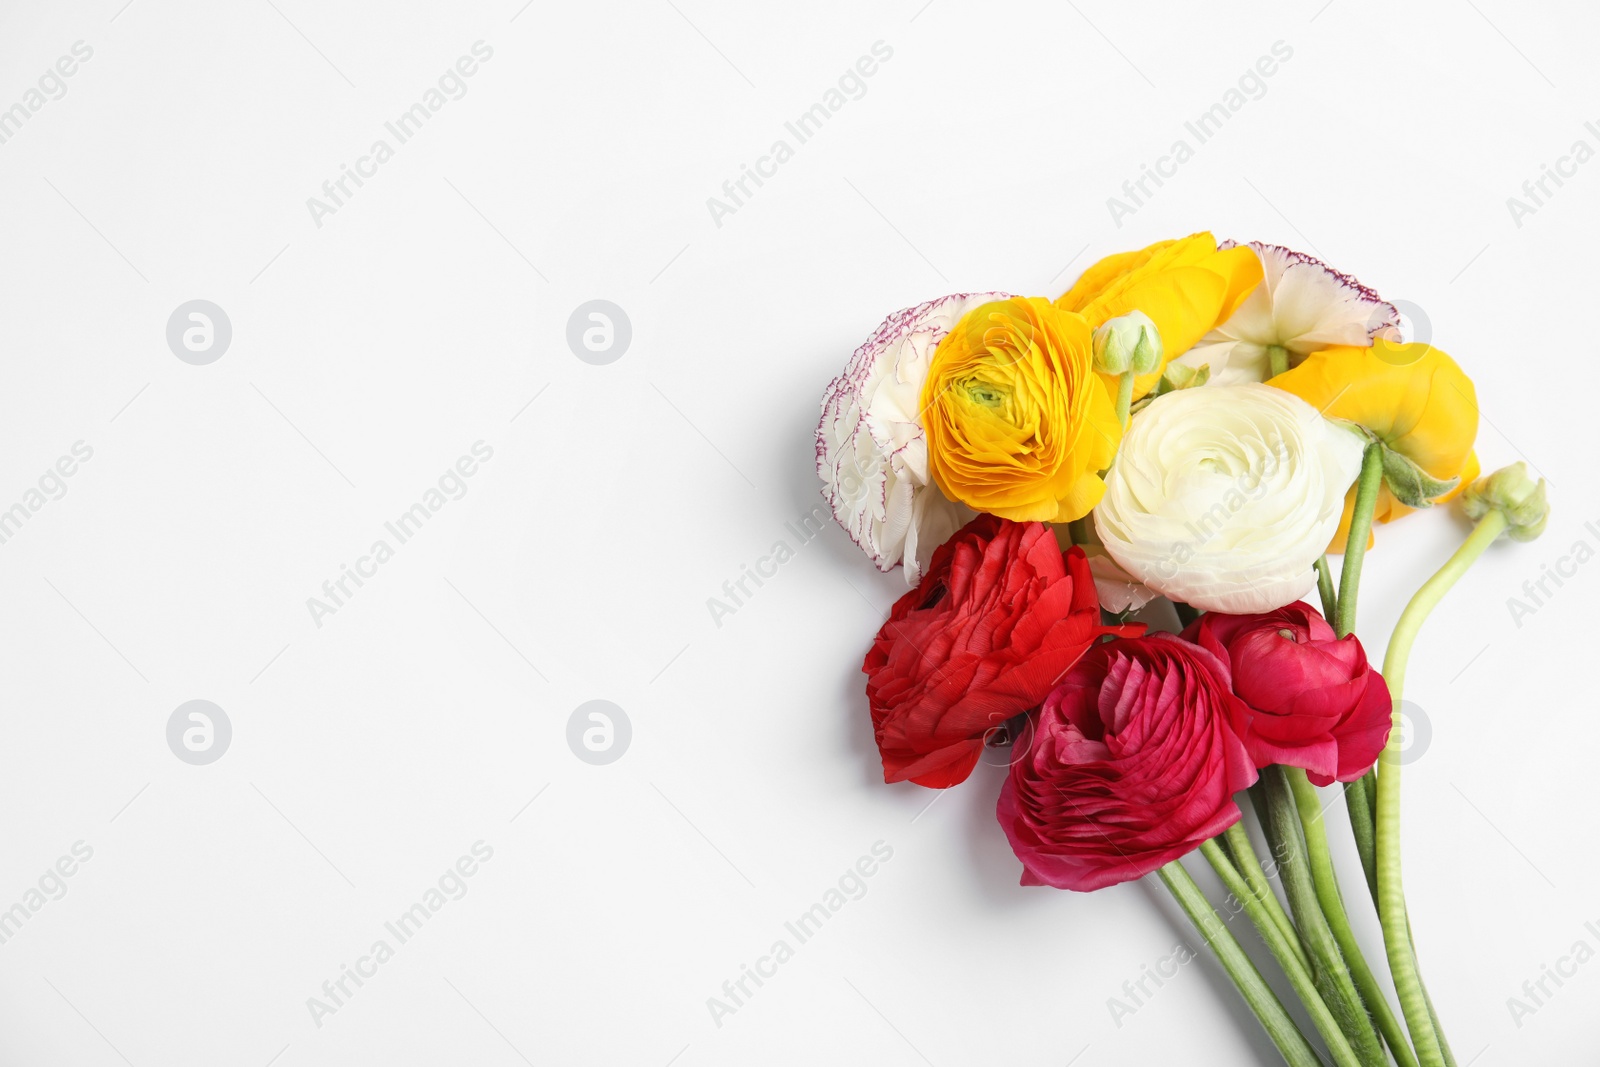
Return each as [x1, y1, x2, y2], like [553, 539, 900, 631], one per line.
[816, 234, 1550, 1066]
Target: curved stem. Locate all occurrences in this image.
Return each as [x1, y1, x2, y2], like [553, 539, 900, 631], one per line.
[1377, 510, 1507, 1066]
[1158, 859, 1324, 1067]
[1337, 443, 1385, 637]
[1224, 822, 1308, 972]
[1255, 771, 1388, 1066]
[1200, 841, 1361, 1067]
[1286, 768, 1420, 1067]
[1316, 555, 1339, 625]
[1343, 778, 1380, 906]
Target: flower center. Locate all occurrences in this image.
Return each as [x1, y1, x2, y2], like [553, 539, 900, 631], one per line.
[963, 379, 1009, 409]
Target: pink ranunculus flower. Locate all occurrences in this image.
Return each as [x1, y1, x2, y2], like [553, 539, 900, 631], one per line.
[997, 634, 1257, 891]
[1183, 603, 1392, 785]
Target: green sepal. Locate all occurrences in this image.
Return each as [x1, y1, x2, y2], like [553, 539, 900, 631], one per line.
[1379, 443, 1458, 508]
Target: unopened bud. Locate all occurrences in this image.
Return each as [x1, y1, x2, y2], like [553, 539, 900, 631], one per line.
[1461, 462, 1550, 542]
[1093, 311, 1163, 376]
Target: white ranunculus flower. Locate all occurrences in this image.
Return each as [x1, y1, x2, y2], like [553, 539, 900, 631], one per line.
[815, 292, 1007, 582]
[1093, 383, 1364, 613]
[1171, 243, 1399, 385]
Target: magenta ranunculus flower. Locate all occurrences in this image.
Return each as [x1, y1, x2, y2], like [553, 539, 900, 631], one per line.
[1182, 603, 1392, 785]
[997, 634, 1257, 892]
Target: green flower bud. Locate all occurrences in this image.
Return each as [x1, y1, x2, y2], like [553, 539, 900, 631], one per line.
[1092, 311, 1163, 377]
[1461, 462, 1550, 542]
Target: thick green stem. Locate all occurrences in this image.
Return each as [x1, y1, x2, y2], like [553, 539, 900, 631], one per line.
[1114, 369, 1136, 430]
[1316, 555, 1339, 625]
[1286, 768, 1420, 1067]
[1268, 344, 1291, 378]
[1223, 822, 1308, 972]
[1376, 511, 1507, 1066]
[1344, 777, 1380, 905]
[1335, 446, 1385, 910]
[1200, 840, 1361, 1067]
[1255, 771, 1388, 1066]
[1337, 443, 1385, 638]
[1157, 860, 1324, 1067]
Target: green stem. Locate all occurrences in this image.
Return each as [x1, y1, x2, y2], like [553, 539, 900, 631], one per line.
[1376, 511, 1507, 1066]
[1335, 446, 1385, 901]
[1255, 771, 1388, 1066]
[1223, 822, 1308, 972]
[1157, 860, 1324, 1067]
[1115, 369, 1135, 430]
[1344, 777, 1380, 905]
[1316, 555, 1339, 625]
[1337, 443, 1385, 638]
[1286, 768, 1420, 1067]
[1268, 344, 1291, 378]
[1200, 840, 1361, 1067]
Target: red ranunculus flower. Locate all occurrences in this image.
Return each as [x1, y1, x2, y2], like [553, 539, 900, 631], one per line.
[1182, 604, 1392, 785]
[863, 516, 1136, 789]
[997, 634, 1256, 891]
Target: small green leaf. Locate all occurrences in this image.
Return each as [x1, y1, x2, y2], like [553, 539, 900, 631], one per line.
[1379, 443, 1458, 508]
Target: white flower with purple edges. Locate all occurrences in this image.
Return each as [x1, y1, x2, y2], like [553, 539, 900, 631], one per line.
[1169, 243, 1400, 385]
[816, 293, 1007, 583]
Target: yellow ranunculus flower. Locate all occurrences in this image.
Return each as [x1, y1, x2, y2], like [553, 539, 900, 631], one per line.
[921, 297, 1120, 523]
[1268, 337, 1480, 550]
[1055, 232, 1262, 400]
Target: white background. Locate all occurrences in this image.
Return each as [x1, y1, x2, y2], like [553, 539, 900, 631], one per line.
[0, 0, 1595, 1063]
